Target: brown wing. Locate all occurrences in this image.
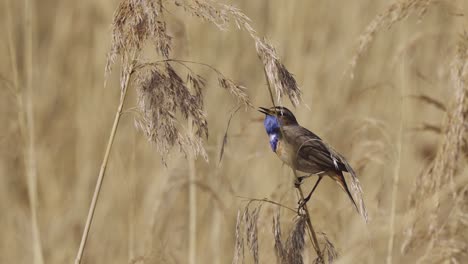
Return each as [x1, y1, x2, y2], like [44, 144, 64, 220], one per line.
[282, 125, 369, 222]
[281, 125, 348, 174]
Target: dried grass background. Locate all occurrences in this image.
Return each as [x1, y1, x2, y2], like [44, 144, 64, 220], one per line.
[1, 0, 468, 263]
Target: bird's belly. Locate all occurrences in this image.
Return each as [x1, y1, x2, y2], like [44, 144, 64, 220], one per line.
[275, 140, 316, 174]
[275, 140, 294, 166]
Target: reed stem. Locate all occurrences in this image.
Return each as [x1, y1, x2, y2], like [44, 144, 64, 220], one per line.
[296, 185, 323, 259]
[74, 61, 134, 264]
[20, 0, 45, 262]
[188, 119, 197, 264]
[386, 48, 406, 264]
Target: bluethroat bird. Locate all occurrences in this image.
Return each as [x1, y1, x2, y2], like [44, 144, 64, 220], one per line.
[259, 106, 367, 220]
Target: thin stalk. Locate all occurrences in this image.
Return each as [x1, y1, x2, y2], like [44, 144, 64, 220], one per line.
[262, 68, 323, 260]
[128, 134, 137, 262]
[238, 197, 297, 213]
[212, 142, 222, 264]
[74, 60, 134, 264]
[295, 181, 322, 258]
[21, 0, 45, 263]
[188, 118, 197, 264]
[386, 50, 406, 264]
[211, 208, 221, 264]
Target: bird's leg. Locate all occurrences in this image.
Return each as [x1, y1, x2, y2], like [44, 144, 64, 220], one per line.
[294, 174, 313, 188]
[298, 176, 323, 209]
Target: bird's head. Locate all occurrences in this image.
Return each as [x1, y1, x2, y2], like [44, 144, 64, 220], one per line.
[258, 106, 298, 133]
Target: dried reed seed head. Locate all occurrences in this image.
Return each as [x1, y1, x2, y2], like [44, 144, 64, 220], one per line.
[285, 216, 306, 264]
[224, 5, 253, 31]
[404, 32, 468, 259]
[176, 0, 253, 31]
[412, 188, 468, 263]
[256, 38, 301, 106]
[106, 0, 172, 76]
[134, 63, 208, 160]
[177, 0, 230, 30]
[409, 32, 468, 202]
[272, 212, 286, 264]
[312, 257, 324, 264]
[218, 77, 252, 108]
[232, 210, 244, 264]
[319, 232, 339, 263]
[246, 206, 261, 264]
[178, 0, 300, 106]
[187, 72, 205, 93]
[349, 0, 435, 77]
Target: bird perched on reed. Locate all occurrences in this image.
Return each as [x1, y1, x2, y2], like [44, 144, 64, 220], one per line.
[259, 106, 368, 221]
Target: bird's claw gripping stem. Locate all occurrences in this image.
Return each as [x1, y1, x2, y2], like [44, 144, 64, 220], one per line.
[297, 197, 310, 214]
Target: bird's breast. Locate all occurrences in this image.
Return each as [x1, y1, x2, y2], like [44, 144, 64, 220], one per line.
[275, 139, 294, 166]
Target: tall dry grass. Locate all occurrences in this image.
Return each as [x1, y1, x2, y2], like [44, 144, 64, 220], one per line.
[1, 0, 467, 263]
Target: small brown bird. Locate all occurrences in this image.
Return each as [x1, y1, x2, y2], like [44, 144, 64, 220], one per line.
[259, 106, 367, 221]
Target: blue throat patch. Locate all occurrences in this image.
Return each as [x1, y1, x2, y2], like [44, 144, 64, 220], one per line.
[264, 115, 280, 151]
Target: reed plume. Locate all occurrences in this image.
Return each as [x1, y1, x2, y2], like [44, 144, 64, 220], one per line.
[232, 204, 262, 264]
[76, 0, 257, 262]
[76, 0, 309, 261]
[348, 0, 440, 77]
[402, 32, 468, 263]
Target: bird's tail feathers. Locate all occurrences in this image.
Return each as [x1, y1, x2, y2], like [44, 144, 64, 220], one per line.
[331, 171, 368, 223]
[343, 162, 369, 223]
[324, 144, 369, 223]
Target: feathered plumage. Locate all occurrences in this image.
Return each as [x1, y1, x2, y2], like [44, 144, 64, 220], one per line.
[259, 106, 368, 222]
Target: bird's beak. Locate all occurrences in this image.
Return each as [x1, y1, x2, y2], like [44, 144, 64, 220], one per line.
[258, 107, 270, 115]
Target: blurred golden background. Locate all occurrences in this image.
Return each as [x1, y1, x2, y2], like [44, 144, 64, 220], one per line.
[1, 0, 467, 263]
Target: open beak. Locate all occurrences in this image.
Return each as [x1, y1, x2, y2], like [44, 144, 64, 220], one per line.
[258, 107, 270, 115]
